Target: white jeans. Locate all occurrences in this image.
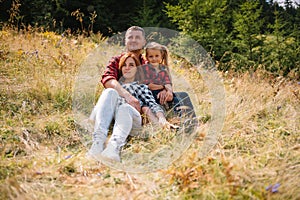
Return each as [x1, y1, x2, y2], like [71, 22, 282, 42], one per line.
[89, 88, 142, 147]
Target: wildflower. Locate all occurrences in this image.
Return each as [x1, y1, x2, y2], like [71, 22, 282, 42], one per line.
[65, 155, 72, 159]
[266, 183, 280, 193]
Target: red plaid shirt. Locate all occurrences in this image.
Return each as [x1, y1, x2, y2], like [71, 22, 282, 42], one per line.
[140, 64, 172, 86]
[101, 53, 147, 86]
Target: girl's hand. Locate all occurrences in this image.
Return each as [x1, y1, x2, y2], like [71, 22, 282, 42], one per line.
[158, 117, 180, 130]
[158, 117, 167, 127]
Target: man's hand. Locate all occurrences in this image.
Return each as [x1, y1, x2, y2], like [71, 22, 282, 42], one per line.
[157, 90, 167, 105]
[164, 89, 173, 102]
[157, 89, 173, 104]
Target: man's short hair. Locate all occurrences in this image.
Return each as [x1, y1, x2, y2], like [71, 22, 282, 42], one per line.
[125, 26, 145, 39]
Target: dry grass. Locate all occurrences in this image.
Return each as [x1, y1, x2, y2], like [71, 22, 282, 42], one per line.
[0, 28, 299, 200]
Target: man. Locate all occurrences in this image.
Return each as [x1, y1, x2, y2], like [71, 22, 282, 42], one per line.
[101, 26, 147, 113]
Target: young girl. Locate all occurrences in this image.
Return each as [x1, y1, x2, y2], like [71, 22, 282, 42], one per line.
[140, 42, 181, 115]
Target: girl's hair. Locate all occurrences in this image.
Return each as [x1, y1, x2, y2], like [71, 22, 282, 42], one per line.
[145, 42, 169, 66]
[119, 52, 144, 82]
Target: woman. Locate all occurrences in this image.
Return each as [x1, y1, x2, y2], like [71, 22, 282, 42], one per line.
[87, 52, 176, 162]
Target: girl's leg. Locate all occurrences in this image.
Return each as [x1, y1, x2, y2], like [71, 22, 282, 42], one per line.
[141, 106, 158, 125]
[87, 88, 119, 159]
[101, 104, 142, 162]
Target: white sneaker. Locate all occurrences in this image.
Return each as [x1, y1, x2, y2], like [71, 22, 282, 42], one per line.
[101, 142, 121, 162]
[86, 141, 104, 160]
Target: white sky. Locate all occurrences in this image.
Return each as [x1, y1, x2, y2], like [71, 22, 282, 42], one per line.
[273, 0, 299, 7]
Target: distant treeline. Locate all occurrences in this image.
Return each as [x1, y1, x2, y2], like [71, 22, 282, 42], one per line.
[0, 0, 299, 78]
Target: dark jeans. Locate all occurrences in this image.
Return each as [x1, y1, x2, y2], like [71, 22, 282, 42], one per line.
[151, 90, 196, 118]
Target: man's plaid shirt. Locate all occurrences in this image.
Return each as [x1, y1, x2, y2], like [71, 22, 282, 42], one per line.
[118, 82, 164, 115]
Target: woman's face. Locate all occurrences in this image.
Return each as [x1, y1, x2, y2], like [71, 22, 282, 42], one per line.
[121, 57, 137, 81]
[146, 49, 162, 67]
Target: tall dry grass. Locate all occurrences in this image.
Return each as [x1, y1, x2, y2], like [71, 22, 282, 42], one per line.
[0, 28, 299, 200]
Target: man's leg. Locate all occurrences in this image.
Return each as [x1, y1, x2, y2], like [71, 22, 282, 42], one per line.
[173, 92, 198, 134]
[174, 92, 196, 118]
[87, 88, 119, 159]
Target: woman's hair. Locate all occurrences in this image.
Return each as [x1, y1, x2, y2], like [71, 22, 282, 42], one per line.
[119, 52, 144, 82]
[145, 42, 169, 66]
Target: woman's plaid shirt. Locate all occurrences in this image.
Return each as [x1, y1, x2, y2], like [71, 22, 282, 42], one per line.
[118, 82, 164, 115]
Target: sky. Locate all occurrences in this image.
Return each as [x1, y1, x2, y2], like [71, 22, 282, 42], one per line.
[273, 0, 299, 7]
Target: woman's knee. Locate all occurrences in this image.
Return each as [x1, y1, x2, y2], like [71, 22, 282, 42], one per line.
[103, 88, 118, 98]
[119, 104, 141, 117]
[118, 104, 132, 113]
[97, 88, 119, 104]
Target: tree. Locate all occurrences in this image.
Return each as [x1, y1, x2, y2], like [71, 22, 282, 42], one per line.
[261, 7, 300, 77]
[232, 1, 263, 63]
[165, 0, 231, 60]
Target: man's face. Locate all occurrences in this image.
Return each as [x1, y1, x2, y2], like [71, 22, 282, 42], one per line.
[125, 30, 146, 51]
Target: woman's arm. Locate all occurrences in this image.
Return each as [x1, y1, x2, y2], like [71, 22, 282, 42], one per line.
[106, 79, 141, 113]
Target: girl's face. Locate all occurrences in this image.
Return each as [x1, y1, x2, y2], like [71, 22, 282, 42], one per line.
[146, 49, 162, 67]
[121, 57, 137, 81]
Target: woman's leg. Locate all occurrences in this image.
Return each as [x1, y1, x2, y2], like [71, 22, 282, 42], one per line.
[87, 88, 119, 159]
[101, 104, 142, 162]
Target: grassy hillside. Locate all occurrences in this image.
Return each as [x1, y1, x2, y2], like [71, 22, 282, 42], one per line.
[0, 28, 299, 199]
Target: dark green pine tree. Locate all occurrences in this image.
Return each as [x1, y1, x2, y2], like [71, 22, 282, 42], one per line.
[133, 0, 160, 27]
[232, 0, 263, 64]
[165, 0, 231, 60]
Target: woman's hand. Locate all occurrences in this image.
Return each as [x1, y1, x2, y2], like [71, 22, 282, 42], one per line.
[125, 93, 141, 113]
